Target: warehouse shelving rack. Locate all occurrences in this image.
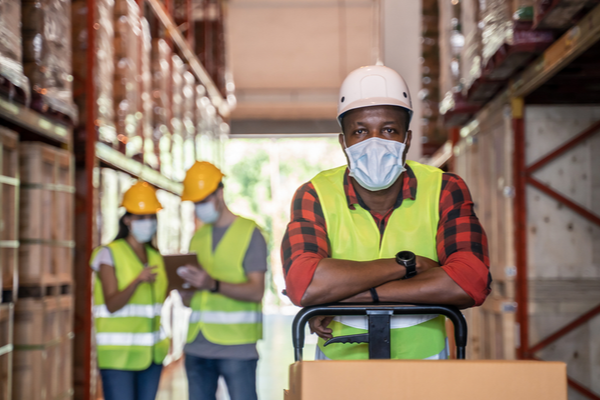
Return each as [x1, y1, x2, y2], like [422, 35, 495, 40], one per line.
[452, 4, 600, 399]
[75, 0, 230, 398]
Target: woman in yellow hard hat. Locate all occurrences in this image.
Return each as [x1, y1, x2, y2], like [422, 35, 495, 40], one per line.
[89, 181, 170, 400]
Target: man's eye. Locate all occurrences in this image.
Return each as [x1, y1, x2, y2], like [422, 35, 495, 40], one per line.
[383, 128, 395, 133]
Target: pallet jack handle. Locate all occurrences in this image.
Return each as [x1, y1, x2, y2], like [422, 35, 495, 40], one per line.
[292, 303, 468, 361]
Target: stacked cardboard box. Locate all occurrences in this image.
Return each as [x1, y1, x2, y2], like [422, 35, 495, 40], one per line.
[19, 143, 74, 289]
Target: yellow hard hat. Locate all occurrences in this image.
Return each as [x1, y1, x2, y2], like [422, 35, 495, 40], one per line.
[182, 161, 224, 202]
[121, 181, 163, 215]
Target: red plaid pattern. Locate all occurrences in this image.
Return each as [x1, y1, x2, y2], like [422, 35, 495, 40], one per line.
[281, 165, 491, 306]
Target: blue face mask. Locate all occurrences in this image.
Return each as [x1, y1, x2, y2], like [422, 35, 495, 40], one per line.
[195, 201, 220, 224]
[130, 219, 157, 243]
[344, 136, 407, 191]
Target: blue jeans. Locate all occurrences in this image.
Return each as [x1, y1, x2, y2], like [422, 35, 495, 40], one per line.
[100, 363, 163, 400]
[185, 354, 258, 400]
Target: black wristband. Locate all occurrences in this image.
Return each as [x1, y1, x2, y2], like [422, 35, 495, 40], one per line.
[210, 280, 220, 293]
[369, 287, 379, 303]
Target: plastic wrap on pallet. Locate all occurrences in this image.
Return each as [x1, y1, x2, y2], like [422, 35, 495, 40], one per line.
[481, 0, 546, 67]
[171, 55, 185, 182]
[140, 19, 158, 169]
[0, 0, 30, 104]
[182, 70, 196, 170]
[71, 0, 116, 142]
[151, 38, 170, 171]
[97, 0, 116, 144]
[114, 0, 141, 149]
[460, 0, 482, 93]
[22, 0, 78, 123]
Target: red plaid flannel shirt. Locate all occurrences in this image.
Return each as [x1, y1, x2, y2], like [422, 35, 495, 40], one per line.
[281, 165, 491, 306]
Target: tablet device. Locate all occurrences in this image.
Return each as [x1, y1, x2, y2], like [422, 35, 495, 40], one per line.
[163, 253, 201, 291]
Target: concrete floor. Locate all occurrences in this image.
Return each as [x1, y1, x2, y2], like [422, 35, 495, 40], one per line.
[157, 312, 317, 400]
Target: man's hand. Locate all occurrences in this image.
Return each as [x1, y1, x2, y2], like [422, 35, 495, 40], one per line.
[309, 316, 334, 340]
[178, 265, 214, 290]
[415, 256, 440, 275]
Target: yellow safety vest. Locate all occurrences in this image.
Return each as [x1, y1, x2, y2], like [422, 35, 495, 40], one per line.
[311, 160, 447, 360]
[186, 217, 263, 345]
[91, 239, 170, 370]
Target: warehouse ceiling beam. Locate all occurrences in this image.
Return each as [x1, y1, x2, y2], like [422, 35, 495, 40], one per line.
[512, 3, 600, 98]
[145, 0, 231, 118]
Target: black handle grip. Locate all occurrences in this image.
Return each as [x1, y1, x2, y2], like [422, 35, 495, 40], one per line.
[324, 333, 370, 346]
[292, 303, 468, 361]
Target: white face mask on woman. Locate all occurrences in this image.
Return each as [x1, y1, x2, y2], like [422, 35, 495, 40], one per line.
[195, 201, 220, 224]
[344, 136, 407, 191]
[130, 219, 157, 243]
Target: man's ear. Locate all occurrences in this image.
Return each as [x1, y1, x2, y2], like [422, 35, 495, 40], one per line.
[338, 132, 345, 149]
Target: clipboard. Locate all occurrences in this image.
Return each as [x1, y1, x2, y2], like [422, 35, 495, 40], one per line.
[163, 253, 201, 291]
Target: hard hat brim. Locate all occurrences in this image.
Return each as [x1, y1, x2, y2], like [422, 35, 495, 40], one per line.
[337, 97, 413, 126]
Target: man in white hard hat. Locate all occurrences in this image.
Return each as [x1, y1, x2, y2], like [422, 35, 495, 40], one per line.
[281, 65, 491, 360]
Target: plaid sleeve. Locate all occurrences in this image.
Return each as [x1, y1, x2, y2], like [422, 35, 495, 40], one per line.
[281, 182, 330, 306]
[438, 173, 492, 306]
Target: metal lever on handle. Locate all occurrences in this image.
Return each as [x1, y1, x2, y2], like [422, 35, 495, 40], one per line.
[292, 303, 468, 361]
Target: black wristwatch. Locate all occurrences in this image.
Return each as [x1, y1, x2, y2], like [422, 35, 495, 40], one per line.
[396, 251, 417, 280]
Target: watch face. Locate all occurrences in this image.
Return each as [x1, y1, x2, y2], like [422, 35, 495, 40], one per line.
[397, 251, 415, 263]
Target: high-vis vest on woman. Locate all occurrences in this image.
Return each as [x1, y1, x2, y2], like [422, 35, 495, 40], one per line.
[186, 217, 263, 345]
[311, 160, 447, 360]
[92, 239, 169, 370]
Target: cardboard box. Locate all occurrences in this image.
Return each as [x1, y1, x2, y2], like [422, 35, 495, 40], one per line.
[284, 360, 567, 400]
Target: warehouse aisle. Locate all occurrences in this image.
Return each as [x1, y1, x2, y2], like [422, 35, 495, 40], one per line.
[157, 311, 317, 400]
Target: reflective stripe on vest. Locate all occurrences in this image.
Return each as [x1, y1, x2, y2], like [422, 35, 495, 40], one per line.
[93, 303, 163, 319]
[186, 217, 263, 345]
[91, 239, 170, 370]
[189, 310, 262, 324]
[311, 160, 446, 360]
[96, 329, 167, 346]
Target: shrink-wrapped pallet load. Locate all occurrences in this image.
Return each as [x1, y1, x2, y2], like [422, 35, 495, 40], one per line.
[0, 0, 30, 103]
[113, 0, 141, 150]
[22, 0, 78, 123]
[171, 55, 186, 182]
[183, 70, 196, 171]
[151, 38, 171, 171]
[71, 0, 117, 144]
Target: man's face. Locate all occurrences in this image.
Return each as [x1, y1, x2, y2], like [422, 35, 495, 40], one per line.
[339, 105, 412, 159]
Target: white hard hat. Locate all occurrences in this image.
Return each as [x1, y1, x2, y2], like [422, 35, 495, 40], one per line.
[337, 65, 413, 126]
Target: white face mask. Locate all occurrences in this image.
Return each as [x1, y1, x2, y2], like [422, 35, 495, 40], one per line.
[344, 136, 407, 191]
[130, 219, 157, 243]
[195, 201, 220, 224]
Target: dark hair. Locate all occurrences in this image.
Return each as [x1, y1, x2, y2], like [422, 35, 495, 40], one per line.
[114, 212, 133, 241]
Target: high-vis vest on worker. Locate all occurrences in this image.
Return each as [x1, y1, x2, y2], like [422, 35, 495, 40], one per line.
[92, 239, 169, 370]
[311, 160, 447, 360]
[186, 217, 263, 345]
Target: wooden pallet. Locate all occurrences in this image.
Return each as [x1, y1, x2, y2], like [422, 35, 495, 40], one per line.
[0, 128, 19, 298]
[19, 142, 74, 287]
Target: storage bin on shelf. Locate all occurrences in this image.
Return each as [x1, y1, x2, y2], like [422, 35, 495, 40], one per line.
[19, 143, 74, 290]
[0, 128, 19, 302]
[0, 0, 30, 104]
[21, 0, 78, 124]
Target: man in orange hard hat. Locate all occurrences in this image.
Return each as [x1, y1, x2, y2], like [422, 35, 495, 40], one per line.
[282, 65, 491, 360]
[177, 161, 267, 400]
